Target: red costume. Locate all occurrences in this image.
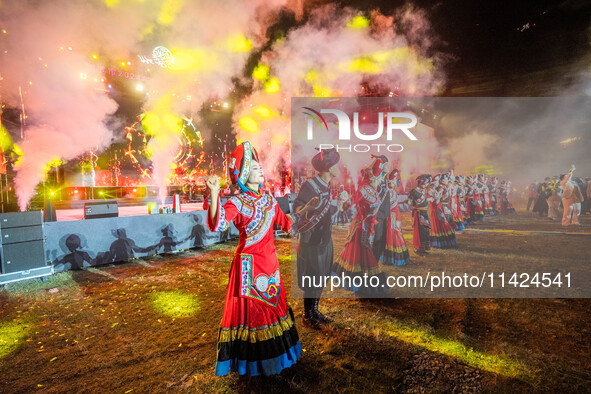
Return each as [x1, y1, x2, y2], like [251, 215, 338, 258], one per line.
[332, 158, 386, 295]
[473, 175, 485, 221]
[208, 142, 301, 376]
[479, 174, 493, 215]
[452, 176, 466, 230]
[428, 175, 457, 248]
[437, 173, 455, 229]
[381, 169, 410, 266]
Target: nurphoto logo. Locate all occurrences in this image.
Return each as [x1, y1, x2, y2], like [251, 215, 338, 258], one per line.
[303, 106, 419, 153]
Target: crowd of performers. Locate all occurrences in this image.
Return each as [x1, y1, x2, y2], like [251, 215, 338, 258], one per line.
[527, 166, 590, 226]
[311, 162, 516, 258]
[204, 141, 519, 378]
[407, 172, 515, 255]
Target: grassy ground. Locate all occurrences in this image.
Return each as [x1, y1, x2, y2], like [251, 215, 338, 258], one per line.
[0, 211, 590, 393]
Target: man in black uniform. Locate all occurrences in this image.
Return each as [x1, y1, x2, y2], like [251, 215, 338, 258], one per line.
[371, 155, 390, 262]
[294, 148, 340, 329]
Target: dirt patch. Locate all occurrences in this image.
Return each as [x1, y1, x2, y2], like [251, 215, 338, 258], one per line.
[0, 211, 589, 392]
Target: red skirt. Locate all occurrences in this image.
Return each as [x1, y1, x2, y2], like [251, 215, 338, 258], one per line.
[381, 213, 410, 266]
[216, 256, 301, 376]
[474, 194, 485, 219]
[332, 221, 386, 295]
[452, 197, 465, 230]
[333, 225, 382, 276]
[429, 203, 457, 249]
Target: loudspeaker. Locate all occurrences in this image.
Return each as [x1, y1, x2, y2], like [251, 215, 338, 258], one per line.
[84, 200, 119, 219]
[0, 211, 46, 275]
[1, 240, 47, 273]
[0, 211, 43, 228]
[1, 226, 44, 244]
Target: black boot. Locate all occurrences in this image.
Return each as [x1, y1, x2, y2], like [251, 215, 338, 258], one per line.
[415, 249, 428, 256]
[313, 298, 333, 324]
[302, 298, 322, 330]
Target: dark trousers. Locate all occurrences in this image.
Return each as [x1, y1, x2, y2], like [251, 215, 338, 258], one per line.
[469, 200, 478, 221]
[418, 224, 431, 250]
[298, 239, 333, 299]
[337, 210, 349, 224]
[372, 219, 388, 261]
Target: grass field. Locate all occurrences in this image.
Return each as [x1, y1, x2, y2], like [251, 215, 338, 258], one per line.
[0, 211, 589, 393]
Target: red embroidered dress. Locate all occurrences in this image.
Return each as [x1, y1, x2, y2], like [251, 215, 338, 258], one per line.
[451, 182, 466, 230]
[208, 190, 301, 376]
[380, 185, 410, 266]
[482, 183, 493, 214]
[428, 185, 457, 249]
[332, 183, 386, 294]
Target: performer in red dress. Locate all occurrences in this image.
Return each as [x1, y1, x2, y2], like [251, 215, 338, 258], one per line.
[332, 157, 387, 295]
[207, 141, 311, 376]
[450, 173, 466, 231]
[464, 176, 476, 226]
[479, 174, 493, 215]
[428, 175, 457, 248]
[380, 168, 410, 266]
[438, 172, 456, 229]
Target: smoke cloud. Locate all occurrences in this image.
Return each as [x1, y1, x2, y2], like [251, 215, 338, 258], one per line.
[233, 4, 446, 185]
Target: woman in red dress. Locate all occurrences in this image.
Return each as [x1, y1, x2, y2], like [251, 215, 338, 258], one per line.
[207, 142, 312, 376]
[428, 175, 457, 248]
[451, 174, 466, 230]
[464, 175, 476, 226]
[438, 172, 456, 229]
[332, 157, 387, 296]
[380, 168, 410, 266]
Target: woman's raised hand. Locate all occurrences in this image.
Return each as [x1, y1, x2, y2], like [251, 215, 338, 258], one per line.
[207, 175, 221, 195]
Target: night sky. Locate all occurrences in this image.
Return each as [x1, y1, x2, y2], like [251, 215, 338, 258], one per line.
[338, 0, 591, 95]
